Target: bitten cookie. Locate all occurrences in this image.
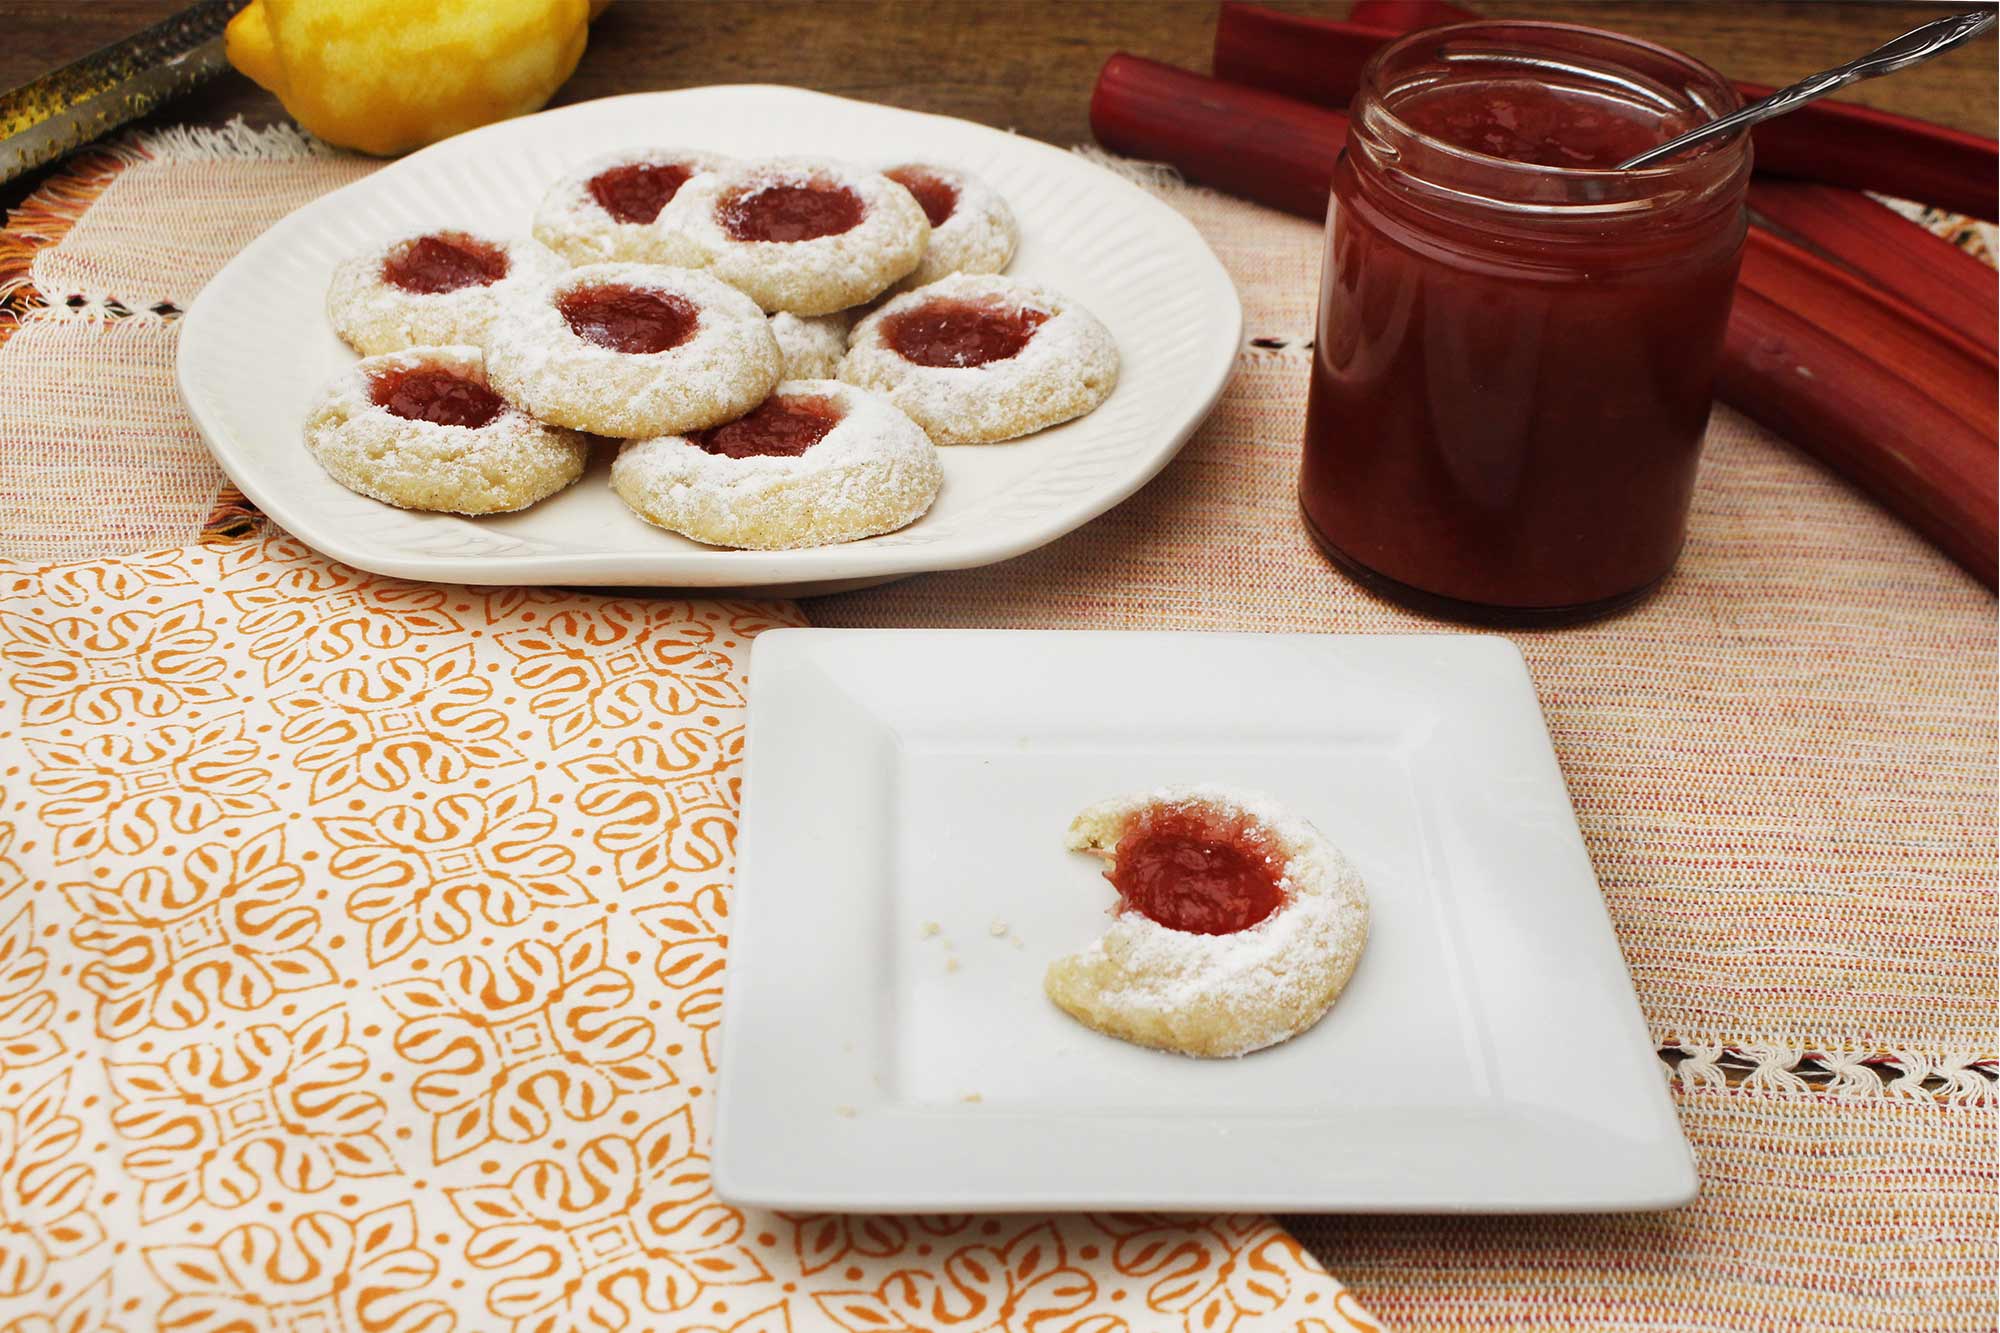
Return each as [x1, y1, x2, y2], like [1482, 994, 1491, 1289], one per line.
[609, 380, 942, 550]
[769, 311, 852, 380]
[303, 345, 588, 514]
[840, 273, 1119, 443]
[1044, 785, 1370, 1059]
[327, 230, 562, 356]
[662, 157, 929, 315]
[484, 261, 781, 438]
[883, 163, 1018, 288]
[532, 146, 735, 265]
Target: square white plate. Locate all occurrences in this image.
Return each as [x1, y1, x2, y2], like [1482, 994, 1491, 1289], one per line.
[175, 86, 1242, 590]
[713, 630, 1697, 1213]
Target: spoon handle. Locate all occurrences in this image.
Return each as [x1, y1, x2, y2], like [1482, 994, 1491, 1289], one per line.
[1618, 8, 1996, 170]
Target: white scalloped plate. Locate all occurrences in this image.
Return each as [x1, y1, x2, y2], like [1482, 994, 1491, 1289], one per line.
[176, 86, 1242, 588]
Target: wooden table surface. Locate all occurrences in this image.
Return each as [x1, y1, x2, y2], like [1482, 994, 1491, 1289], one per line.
[2, 0, 1995, 220]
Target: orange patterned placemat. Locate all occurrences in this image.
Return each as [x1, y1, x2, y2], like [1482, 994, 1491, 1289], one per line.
[0, 527, 1375, 1332]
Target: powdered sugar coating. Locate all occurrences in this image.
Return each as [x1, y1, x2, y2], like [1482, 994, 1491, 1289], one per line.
[326, 231, 563, 357]
[531, 147, 735, 266]
[663, 157, 929, 315]
[483, 262, 781, 438]
[302, 345, 588, 514]
[840, 273, 1120, 444]
[769, 310, 852, 380]
[610, 380, 942, 550]
[883, 162, 1018, 290]
[1044, 784, 1370, 1059]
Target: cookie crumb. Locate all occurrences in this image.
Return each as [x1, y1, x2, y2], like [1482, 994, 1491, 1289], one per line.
[960, 1092, 983, 1103]
[835, 1105, 857, 1118]
[989, 920, 1009, 938]
[944, 957, 960, 973]
[920, 920, 942, 938]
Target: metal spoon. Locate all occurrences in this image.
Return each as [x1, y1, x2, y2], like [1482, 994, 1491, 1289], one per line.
[1618, 7, 1996, 170]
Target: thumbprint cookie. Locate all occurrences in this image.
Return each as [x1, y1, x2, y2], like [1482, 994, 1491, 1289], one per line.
[840, 273, 1118, 443]
[303, 345, 588, 514]
[769, 310, 853, 381]
[327, 230, 563, 357]
[662, 157, 929, 315]
[1044, 785, 1370, 1059]
[532, 146, 734, 265]
[883, 163, 1018, 288]
[609, 380, 942, 550]
[484, 262, 781, 438]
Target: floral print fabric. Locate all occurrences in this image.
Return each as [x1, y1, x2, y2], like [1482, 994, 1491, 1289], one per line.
[0, 530, 1374, 1332]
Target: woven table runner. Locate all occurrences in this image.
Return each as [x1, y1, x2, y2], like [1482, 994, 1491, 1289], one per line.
[0, 127, 1377, 1332]
[2, 119, 1994, 1331]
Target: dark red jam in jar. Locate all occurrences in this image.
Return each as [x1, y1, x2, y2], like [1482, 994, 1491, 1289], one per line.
[1301, 23, 1749, 623]
[558, 284, 699, 354]
[1108, 804, 1285, 936]
[690, 394, 843, 458]
[370, 366, 505, 429]
[380, 232, 509, 294]
[885, 300, 1047, 368]
[720, 179, 865, 243]
[588, 161, 695, 224]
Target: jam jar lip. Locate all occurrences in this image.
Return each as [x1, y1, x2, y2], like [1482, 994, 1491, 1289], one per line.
[1352, 19, 1750, 222]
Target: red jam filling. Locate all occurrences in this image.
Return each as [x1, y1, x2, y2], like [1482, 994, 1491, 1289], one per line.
[380, 232, 509, 294]
[1107, 805, 1285, 936]
[557, 284, 699, 354]
[587, 161, 696, 224]
[1395, 83, 1692, 170]
[885, 167, 959, 228]
[690, 394, 843, 459]
[369, 366, 505, 429]
[719, 180, 865, 243]
[884, 299, 1047, 368]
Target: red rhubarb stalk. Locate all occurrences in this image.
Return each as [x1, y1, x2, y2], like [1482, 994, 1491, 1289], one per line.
[1212, 7, 1397, 114]
[1724, 283, 1997, 582]
[1089, 56, 1999, 586]
[1739, 227, 1996, 443]
[1346, 1, 1467, 30]
[1218, 2, 1999, 358]
[1214, 3, 1999, 220]
[1742, 86, 1997, 223]
[1090, 54, 1347, 220]
[1748, 181, 1998, 358]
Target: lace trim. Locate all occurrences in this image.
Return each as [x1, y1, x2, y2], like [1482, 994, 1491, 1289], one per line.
[135, 118, 337, 164]
[0, 144, 137, 337]
[1660, 1040, 1997, 1104]
[1, 116, 333, 341]
[1246, 333, 1313, 355]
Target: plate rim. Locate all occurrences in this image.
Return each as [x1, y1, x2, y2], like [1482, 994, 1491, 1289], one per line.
[712, 628, 1699, 1213]
[174, 84, 1244, 588]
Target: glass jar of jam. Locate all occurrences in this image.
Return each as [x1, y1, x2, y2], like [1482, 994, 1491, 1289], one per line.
[1300, 22, 1750, 624]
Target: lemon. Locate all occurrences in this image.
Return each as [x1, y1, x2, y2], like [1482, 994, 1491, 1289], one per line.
[226, 0, 593, 156]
